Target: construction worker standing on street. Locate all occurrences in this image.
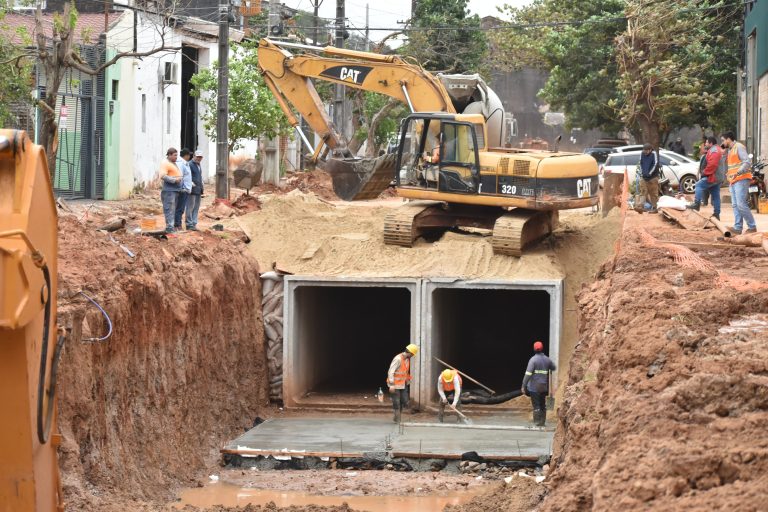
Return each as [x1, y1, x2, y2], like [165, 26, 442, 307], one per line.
[387, 344, 418, 423]
[521, 341, 556, 427]
[437, 369, 462, 423]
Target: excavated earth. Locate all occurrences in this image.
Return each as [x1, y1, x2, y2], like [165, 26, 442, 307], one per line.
[53, 175, 768, 511]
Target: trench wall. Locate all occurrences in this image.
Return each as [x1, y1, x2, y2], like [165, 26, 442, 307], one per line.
[55, 217, 268, 509]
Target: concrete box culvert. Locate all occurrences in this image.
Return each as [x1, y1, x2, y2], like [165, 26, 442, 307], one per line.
[283, 277, 422, 409]
[422, 279, 562, 409]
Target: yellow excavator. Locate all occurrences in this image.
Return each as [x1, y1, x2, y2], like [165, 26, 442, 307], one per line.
[258, 38, 598, 255]
[0, 130, 64, 511]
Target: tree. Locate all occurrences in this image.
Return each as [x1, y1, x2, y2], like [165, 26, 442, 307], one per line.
[190, 40, 291, 153]
[403, 0, 488, 74]
[0, 6, 34, 127]
[614, 0, 741, 146]
[492, 0, 626, 134]
[6, 2, 181, 175]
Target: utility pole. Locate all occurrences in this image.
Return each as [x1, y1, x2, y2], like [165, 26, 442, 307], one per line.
[215, 0, 230, 200]
[310, 0, 323, 45]
[365, 4, 369, 51]
[334, 0, 345, 137]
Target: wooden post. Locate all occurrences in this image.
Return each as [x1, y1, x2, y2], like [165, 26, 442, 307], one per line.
[601, 172, 624, 217]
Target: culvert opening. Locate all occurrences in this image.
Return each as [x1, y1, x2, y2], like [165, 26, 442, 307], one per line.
[428, 287, 555, 405]
[285, 282, 416, 407]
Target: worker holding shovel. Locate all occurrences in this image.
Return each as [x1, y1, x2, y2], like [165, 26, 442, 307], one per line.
[386, 344, 418, 423]
[437, 369, 463, 423]
[521, 341, 556, 427]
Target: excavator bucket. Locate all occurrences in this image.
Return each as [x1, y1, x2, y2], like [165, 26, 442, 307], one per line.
[323, 153, 399, 201]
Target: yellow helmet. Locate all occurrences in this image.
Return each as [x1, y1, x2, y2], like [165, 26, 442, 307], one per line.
[405, 343, 419, 355]
[441, 369, 455, 382]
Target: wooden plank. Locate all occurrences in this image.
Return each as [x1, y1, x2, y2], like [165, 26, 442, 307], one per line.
[601, 172, 624, 217]
[392, 451, 540, 461]
[220, 448, 365, 458]
[659, 207, 710, 230]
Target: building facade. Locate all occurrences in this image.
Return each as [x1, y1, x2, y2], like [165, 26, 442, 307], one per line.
[741, 0, 767, 158]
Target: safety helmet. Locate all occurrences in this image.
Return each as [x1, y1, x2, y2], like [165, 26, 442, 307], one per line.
[441, 369, 455, 382]
[405, 343, 419, 355]
[533, 341, 544, 352]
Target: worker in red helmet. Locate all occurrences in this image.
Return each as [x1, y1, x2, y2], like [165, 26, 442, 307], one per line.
[521, 341, 556, 427]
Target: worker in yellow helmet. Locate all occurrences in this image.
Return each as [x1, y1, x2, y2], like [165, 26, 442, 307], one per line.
[437, 368, 463, 423]
[386, 344, 418, 423]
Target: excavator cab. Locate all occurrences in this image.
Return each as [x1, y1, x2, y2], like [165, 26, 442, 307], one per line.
[396, 114, 481, 194]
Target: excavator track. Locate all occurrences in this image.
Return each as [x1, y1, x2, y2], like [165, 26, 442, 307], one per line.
[383, 203, 438, 247]
[491, 210, 558, 257]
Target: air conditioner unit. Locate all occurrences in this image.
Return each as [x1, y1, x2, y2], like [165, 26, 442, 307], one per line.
[162, 62, 178, 84]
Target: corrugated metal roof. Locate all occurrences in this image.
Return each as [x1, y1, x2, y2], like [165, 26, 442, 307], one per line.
[2, 11, 124, 45]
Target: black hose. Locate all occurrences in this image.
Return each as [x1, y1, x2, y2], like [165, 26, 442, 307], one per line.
[36, 264, 66, 444]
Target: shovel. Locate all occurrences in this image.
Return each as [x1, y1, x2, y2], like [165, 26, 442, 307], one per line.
[546, 374, 555, 411]
[449, 404, 472, 425]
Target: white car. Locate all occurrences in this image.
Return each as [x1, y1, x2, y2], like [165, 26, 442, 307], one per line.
[599, 150, 699, 194]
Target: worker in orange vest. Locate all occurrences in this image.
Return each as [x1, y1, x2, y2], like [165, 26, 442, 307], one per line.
[437, 369, 463, 423]
[386, 344, 418, 423]
[722, 131, 757, 233]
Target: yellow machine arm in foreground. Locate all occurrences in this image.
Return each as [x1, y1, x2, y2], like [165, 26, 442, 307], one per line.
[0, 130, 64, 511]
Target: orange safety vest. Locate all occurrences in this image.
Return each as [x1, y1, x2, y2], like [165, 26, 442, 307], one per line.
[726, 141, 752, 184]
[442, 372, 463, 392]
[389, 354, 411, 386]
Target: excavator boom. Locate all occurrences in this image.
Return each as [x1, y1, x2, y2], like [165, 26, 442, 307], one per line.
[0, 130, 63, 511]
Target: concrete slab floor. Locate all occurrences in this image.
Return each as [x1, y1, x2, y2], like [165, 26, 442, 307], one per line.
[224, 414, 554, 461]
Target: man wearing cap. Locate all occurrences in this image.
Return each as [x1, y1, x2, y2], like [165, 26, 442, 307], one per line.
[386, 344, 418, 423]
[521, 341, 556, 427]
[437, 368, 462, 423]
[670, 137, 686, 156]
[186, 150, 204, 230]
[174, 148, 193, 229]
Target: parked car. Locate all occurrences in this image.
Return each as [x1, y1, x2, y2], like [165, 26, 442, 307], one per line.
[610, 144, 645, 153]
[592, 138, 629, 148]
[599, 150, 699, 193]
[583, 147, 612, 163]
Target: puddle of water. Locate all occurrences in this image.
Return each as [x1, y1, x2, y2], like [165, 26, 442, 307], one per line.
[174, 482, 483, 511]
[718, 314, 768, 334]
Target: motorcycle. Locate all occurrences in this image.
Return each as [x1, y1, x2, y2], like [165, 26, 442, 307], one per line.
[749, 159, 767, 211]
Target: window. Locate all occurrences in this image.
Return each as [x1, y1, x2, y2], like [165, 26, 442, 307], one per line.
[111, 80, 119, 101]
[606, 155, 624, 166]
[623, 154, 641, 166]
[441, 123, 475, 165]
[141, 94, 146, 133]
[166, 97, 171, 134]
[659, 155, 672, 166]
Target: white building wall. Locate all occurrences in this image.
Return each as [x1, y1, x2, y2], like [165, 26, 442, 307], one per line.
[758, 73, 768, 160]
[107, 11, 221, 189]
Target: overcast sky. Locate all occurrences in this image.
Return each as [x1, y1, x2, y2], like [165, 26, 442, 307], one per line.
[280, 0, 533, 43]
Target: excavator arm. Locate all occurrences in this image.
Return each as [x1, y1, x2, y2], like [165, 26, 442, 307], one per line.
[0, 130, 64, 511]
[258, 37, 456, 163]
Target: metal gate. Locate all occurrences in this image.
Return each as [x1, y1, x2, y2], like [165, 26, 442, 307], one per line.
[40, 44, 105, 199]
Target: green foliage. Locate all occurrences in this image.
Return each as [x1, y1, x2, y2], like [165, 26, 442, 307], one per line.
[492, 0, 740, 143]
[352, 91, 408, 153]
[190, 40, 291, 152]
[0, 6, 35, 127]
[492, 0, 625, 134]
[402, 0, 488, 74]
[615, 0, 741, 145]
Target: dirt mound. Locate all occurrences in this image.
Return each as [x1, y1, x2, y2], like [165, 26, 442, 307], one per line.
[249, 170, 340, 202]
[446, 479, 545, 512]
[55, 214, 268, 510]
[541, 212, 768, 511]
[232, 193, 262, 213]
